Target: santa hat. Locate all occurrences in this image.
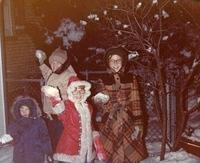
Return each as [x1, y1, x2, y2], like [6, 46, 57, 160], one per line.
[67, 76, 91, 102]
[49, 47, 68, 65]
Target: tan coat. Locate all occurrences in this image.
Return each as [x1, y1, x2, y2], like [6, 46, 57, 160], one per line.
[40, 64, 76, 118]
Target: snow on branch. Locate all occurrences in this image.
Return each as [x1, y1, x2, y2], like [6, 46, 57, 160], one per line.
[45, 18, 85, 49]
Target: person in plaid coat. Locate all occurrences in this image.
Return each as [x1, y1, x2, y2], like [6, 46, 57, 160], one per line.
[93, 47, 148, 163]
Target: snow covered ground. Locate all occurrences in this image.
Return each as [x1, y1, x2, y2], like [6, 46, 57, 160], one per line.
[0, 142, 199, 163]
[184, 110, 200, 143]
[182, 130, 200, 143]
[0, 144, 13, 163]
[141, 142, 200, 163]
[141, 149, 200, 163]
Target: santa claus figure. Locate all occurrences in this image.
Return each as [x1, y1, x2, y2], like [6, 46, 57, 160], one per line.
[42, 76, 107, 163]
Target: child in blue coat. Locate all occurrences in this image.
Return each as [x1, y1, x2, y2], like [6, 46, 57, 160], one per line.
[0, 96, 53, 163]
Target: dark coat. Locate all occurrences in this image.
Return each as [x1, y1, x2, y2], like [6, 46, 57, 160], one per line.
[8, 96, 52, 163]
[100, 71, 133, 85]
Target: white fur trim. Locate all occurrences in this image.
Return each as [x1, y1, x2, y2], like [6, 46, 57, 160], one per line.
[75, 102, 95, 162]
[53, 102, 96, 163]
[67, 81, 91, 94]
[53, 151, 96, 163]
[53, 101, 65, 114]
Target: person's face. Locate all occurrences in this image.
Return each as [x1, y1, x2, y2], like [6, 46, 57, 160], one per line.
[108, 54, 122, 72]
[51, 61, 62, 72]
[72, 86, 85, 101]
[19, 105, 30, 118]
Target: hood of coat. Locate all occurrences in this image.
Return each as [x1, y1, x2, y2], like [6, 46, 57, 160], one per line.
[49, 47, 71, 74]
[11, 96, 41, 120]
[49, 47, 68, 65]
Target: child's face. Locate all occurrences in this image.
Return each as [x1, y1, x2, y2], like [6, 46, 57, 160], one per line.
[108, 54, 122, 72]
[19, 105, 30, 118]
[72, 86, 85, 101]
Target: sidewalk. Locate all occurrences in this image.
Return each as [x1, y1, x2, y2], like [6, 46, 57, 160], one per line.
[0, 144, 13, 163]
[0, 143, 199, 163]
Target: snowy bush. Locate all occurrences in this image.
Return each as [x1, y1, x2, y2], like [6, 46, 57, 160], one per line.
[45, 18, 85, 49]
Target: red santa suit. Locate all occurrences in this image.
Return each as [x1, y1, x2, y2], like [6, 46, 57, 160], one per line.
[43, 76, 96, 163]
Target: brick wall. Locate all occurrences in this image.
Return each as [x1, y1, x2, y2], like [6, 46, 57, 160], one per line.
[5, 34, 39, 78]
[4, 0, 41, 81]
[4, 0, 41, 113]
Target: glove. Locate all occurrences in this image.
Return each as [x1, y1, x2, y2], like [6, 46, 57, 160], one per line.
[0, 134, 13, 144]
[96, 115, 102, 123]
[41, 86, 60, 98]
[35, 50, 47, 65]
[41, 86, 62, 108]
[93, 131, 108, 161]
[93, 92, 110, 104]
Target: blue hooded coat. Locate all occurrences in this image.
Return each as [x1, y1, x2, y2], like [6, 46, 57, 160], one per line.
[8, 96, 52, 163]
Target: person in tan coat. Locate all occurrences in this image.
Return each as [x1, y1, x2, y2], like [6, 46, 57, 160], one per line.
[35, 47, 77, 151]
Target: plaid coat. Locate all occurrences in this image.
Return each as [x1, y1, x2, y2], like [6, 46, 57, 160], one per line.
[95, 72, 148, 163]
